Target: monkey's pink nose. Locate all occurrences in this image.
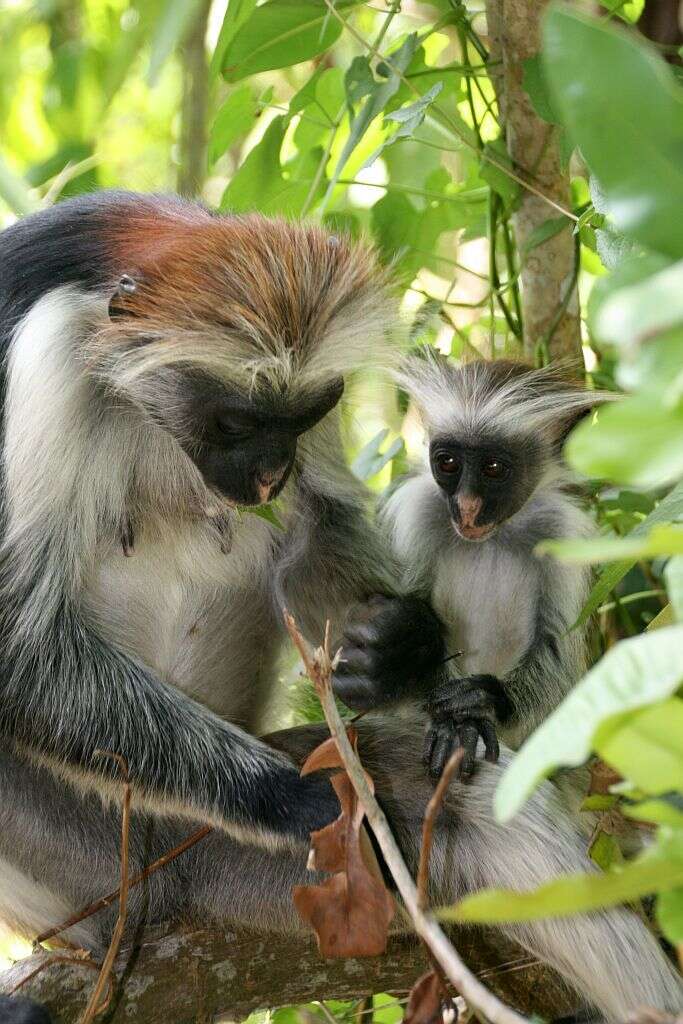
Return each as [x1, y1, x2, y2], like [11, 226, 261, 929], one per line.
[256, 466, 287, 504]
[457, 495, 483, 528]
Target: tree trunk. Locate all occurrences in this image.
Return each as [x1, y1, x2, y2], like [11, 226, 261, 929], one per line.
[0, 922, 574, 1024]
[485, 0, 582, 368]
[177, 0, 212, 198]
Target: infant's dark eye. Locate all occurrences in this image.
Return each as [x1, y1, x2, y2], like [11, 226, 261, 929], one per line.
[436, 454, 460, 475]
[482, 458, 508, 480]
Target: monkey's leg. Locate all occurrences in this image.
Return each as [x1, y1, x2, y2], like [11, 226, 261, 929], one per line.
[2, 733, 682, 1023]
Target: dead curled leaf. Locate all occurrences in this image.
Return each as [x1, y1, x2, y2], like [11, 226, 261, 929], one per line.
[293, 730, 395, 958]
[405, 969, 452, 1024]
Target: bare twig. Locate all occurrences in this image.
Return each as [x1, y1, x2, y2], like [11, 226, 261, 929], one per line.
[283, 613, 527, 1024]
[417, 749, 464, 912]
[33, 825, 212, 946]
[80, 753, 132, 1023]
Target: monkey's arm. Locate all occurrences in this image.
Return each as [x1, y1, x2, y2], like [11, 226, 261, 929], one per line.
[277, 437, 446, 699]
[422, 560, 589, 777]
[0, 597, 338, 845]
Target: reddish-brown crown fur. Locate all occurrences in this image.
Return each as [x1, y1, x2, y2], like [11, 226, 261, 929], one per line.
[92, 205, 395, 396]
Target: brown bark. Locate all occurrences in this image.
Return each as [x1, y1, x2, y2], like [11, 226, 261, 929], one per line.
[486, 0, 582, 368]
[639, 0, 682, 64]
[0, 923, 574, 1024]
[177, 0, 212, 198]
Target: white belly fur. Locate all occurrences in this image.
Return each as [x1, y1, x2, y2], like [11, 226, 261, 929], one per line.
[431, 540, 537, 678]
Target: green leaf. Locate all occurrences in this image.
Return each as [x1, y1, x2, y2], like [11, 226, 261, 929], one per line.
[625, 795, 683, 828]
[362, 82, 444, 169]
[211, 0, 257, 76]
[148, 0, 203, 85]
[542, 6, 683, 260]
[443, 845, 683, 924]
[494, 624, 683, 823]
[221, 2, 348, 83]
[246, 503, 284, 530]
[666, 555, 683, 621]
[220, 118, 325, 216]
[576, 480, 683, 627]
[596, 698, 683, 794]
[325, 34, 419, 204]
[522, 215, 571, 254]
[352, 430, 405, 481]
[598, 0, 645, 23]
[522, 54, 558, 124]
[657, 886, 683, 944]
[209, 85, 257, 165]
[538, 524, 683, 564]
[589, 829, 623, 870]
[566, 394, 683, 489]
[595, 260, 683, 350]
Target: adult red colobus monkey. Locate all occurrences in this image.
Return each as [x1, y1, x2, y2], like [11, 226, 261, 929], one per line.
[0, 195, 681, 1024]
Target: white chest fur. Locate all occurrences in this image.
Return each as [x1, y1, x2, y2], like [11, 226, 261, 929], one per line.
[83, 515, 275, 697]
[430, 539, 539, 677]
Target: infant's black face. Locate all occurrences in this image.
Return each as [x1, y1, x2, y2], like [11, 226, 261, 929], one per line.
[429, 433, 544, 542]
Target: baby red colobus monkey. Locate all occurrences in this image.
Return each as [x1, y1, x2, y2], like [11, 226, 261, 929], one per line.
[335, 356, 608, 777]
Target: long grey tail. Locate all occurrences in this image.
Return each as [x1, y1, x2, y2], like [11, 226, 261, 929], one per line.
[429, 759, 683, 1022]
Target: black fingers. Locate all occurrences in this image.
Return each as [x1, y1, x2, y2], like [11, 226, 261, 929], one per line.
[333, 594, 446, 712]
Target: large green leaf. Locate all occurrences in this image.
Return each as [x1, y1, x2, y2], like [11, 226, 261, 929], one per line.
[539, 524, 683, 564]
[221, 2, 350, 83]
[574, 480, 683, 627]
[595, 698, 683, 794]
[657, 886, 683, 944]
[566, 395, 683, 489]
[494, 625, 683, 823]
[443, 844, 683, 924]
[220, 117, 324, 216]
[542, 6, 683, 260]
[666, 555, 683, 621]
[209, 85, 257, 165]
[595, 260, 683, 350]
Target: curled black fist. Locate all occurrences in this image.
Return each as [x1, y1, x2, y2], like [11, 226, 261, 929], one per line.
[332, 594, 445, 712]
[423, 674, 512, 781]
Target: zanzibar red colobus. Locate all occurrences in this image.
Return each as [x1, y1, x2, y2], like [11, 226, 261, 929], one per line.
[0, 193, 680, 1024]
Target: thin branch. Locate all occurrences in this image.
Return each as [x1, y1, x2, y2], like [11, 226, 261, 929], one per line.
[283, 613, 528, 1024]
[80, 753, 132, 1023]
[417, 749, 464, 912]
[33, 825, 212, 947]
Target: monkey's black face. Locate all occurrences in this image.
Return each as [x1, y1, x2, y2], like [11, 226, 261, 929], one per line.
[429, 435, 544, 541]
[145, 369, 344, 507]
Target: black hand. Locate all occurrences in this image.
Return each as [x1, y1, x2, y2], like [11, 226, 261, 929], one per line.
[332, 594, 445, 712]
[423, 674, 509, 781]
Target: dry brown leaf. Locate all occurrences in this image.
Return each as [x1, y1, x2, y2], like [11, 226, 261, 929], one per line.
[589, 759, 622, 795]
[293, 765, 394, 958]
[301, 727, 359, 775]
[405, 970, 448, 1024]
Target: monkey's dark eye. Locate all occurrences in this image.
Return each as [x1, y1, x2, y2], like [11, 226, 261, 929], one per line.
[481, 458, 508, 480]
[435, 454, 461, 476]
